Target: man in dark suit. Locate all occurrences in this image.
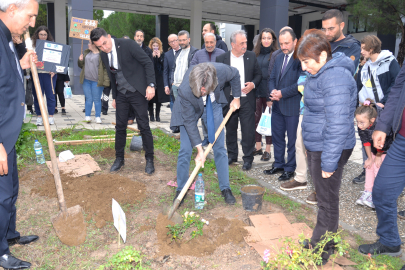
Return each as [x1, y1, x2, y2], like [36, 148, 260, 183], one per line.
[0, 0, 40, 268]
[170, 63, 241, 205]
[163, 34, 181, 112]
[216, 30, 262, 171]
[91, 28, 156, 174]
[263, 28, 302, 181]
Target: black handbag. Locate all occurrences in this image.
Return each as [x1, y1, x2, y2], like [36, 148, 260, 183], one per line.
[368, 66, 380, 103]
[25, 79, 34, 106]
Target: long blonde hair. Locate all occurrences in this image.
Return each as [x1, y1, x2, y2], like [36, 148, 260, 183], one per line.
[149, 37, 163, 54]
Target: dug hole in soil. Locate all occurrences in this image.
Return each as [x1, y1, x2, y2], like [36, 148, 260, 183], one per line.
[19, 148, 269, 268]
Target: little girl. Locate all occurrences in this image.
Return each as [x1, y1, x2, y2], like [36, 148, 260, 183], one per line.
[355, 99, 393, 208]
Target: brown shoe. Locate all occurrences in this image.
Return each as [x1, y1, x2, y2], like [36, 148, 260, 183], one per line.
[306, 192, 317, 205]
[261, 151, 271, 161]
[128, 119, 134, 125]
[280, 179, 307, 191]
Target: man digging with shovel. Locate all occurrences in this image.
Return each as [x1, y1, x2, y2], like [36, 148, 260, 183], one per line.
[170, 62, 241, 206]
[0, 0, 40, 269]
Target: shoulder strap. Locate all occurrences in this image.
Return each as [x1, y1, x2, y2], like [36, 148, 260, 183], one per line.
[368, 66, 380, 103]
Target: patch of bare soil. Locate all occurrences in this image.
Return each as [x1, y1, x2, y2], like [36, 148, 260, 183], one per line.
[156, 213, 248, 257]
[99, 147, 116, 159]
[29, 171, 147, 227]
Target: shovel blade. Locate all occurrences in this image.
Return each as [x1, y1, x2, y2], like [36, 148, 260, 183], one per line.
[162, 205, 183, 224]
[52, 205, 87, 246]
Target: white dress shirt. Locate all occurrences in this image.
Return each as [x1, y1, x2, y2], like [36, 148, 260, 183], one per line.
[108, 38, 118, 69]
[230, 52, 246, 97]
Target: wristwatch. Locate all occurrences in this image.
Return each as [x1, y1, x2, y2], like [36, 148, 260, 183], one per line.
[149, 83, 155, 88]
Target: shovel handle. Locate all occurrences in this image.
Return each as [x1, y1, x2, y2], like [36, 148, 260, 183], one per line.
[168, 106, 235, 219]
[112, 122, 140, 133]
[24, 31, 67, 213]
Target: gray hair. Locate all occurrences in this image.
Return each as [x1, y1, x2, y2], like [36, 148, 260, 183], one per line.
[204, 32, 216, 41]
[0, 0, 40, 12]
[178, 30, 190, 38]
[230, 30, 247, 44]
[189, 63, 218, 98]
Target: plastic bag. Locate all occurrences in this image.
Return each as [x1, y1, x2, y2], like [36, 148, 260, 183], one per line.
[64, 82, 72, 99]
[256, 106, 272, 136]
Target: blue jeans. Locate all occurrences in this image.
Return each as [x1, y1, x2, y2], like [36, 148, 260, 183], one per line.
[176, 101, 230, 191]
[373, 134, 405, 247]
[82, 79, 104, 117]
[32, 73, 57, 116]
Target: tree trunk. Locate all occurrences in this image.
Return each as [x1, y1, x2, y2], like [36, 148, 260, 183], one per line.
[397, 24, 405, 67]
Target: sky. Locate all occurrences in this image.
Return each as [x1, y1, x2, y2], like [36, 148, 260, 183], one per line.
[103, 10, 114, 18]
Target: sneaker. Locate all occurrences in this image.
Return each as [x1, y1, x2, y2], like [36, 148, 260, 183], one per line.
[280, 179, 307, 191]
[221, 189, 236, 205]
[85, 116, 91, 122]
[95, 117, 102, 124]
[61, 109, 66, 115]
[306, 192, 317, 205]
[358, 240, 402, 256]
[363, 192, 375, 208]
[356, 191, 370, 206]
[48, 117, 55, 125]
[54, 108, 58, 114]
[353, 169, 365, 184]
[36, 117, 43, 126]
[82, 109, 85, 113]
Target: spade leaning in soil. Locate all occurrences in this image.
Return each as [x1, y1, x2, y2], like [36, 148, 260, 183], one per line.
[25, 31, 86, 246]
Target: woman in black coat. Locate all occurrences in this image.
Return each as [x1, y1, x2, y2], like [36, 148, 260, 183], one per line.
[253, 28, 279, 161]
[148, 37, 170, 122]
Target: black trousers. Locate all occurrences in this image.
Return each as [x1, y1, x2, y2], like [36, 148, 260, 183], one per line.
[223, 96, 255, 163]
[0, 147, 20, 256]
[101, 86, 111, 113]
[115, 90, 154, 160]
[55, 79, 65, 108]
[307, 148, 353, 262]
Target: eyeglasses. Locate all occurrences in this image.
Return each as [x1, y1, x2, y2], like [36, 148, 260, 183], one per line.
[169, 40, 178, 44]
[39, 33, 48, 37]
[321, 27, 336, 32]
[355, 121, 368, 127]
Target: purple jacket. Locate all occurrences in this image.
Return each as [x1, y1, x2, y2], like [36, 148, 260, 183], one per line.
[190, 48, 225, 66]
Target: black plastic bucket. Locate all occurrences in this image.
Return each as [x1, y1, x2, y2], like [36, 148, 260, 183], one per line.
[240, 185, 265, 211]
[129, 136, 143, 151]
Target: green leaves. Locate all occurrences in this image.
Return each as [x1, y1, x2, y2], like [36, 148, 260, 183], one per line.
[97, 246, 148, 270]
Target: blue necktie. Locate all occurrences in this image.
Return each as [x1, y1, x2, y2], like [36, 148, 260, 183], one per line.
[206, 95, 215, 144]
[280, 54, 289, 79]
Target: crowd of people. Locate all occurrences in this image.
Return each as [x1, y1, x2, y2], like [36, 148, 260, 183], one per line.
[2, 0, 405, 268]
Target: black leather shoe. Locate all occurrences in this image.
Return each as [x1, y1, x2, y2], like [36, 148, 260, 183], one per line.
[263, 167, 284, 175]
[173, 190, 186, 207]
[145, 159, 155, 175]
[0, 254, 31, 269]
[54, 108, 58, 114]
[110, 158, 124, 172]
[150, 115, 155, 122]
[228, 158, 237, 165]
[102, 111, 108, 115]
[358, 240, 402, 256]
[221, 189, 236, 205]
[252, 148, 263, 156]
[156, 115, 160, 122]
[278, 171, 294, 181]
[242, 162, 252, 171]
[172, 127, 180, 133]
[7, 235, 39, 247]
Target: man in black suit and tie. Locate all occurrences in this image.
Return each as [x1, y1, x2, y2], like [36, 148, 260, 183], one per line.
[91, 28, 156, 174]
[216, 30, 262, 171]
[170, 63, 241, 205]
[0, 0, 41, 268]
[163, 34, 181, 112]
[263, 28, 302, 181]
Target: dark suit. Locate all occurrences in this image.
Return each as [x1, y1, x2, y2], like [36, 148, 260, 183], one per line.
[163, 49, 180, 111]
[100, 38, 155, 160]
[170, 62, 241, 191]
[268, 52, 302, 172]
[0, 19, 25, 256]
[216, 50, 262, 163]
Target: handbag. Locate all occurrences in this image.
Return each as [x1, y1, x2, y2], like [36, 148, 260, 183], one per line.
[25, 79, 34, 106]
[256, 106, 272, 136]
[368, 66, 380, 103]
[64, 82, 72, 99]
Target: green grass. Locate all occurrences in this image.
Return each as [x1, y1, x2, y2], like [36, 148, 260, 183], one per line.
[348, 248, 404, 269]
[263, 190, 301, 212]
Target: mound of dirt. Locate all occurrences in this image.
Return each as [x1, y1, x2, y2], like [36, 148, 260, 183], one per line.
[31, 172, 146, 227]
[99, 147, 116, 159]
[156, 213, 248, 257]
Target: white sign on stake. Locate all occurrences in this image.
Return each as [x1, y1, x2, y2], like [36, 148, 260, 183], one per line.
[112, 198, 126, 243]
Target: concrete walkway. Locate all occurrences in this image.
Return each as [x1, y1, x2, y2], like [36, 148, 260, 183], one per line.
[24, 93, 364, 167]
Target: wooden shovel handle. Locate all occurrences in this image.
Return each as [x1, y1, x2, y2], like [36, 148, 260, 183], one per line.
[112, 122, 140, 133]
[168, 106, 235, 218]
[24, 31, 67, 213]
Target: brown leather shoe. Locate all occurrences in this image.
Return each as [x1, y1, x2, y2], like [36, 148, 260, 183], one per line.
[306, 192, 317, 205]
[253, 148, 263, 156]
[280, 179, 307, 191]
[261, 151, 271, 161]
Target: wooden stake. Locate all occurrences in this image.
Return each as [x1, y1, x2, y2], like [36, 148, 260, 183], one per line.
[54, 137, 132, 146]
[112, 122, 140, 132]
[81, 39, 83, 54]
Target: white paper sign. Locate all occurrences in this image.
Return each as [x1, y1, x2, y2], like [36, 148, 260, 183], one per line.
[42, 49, 62, 64]
[44, 42, 63, 51]
[112, 198, 126, 243]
